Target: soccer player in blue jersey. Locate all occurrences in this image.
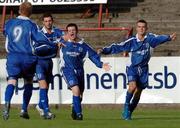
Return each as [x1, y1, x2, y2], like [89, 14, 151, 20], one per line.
[59, 23, 111, 120]
[35, 13, 64, 119]
[2, 2, 57, 120]
[98, 19, 176, 120]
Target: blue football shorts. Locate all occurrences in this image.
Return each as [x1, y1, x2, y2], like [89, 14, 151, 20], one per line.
[6, 53, 37, 80]
[126, 65, 149, 89]
[61, 67, 85, 92]
[36, 58, 53, 84]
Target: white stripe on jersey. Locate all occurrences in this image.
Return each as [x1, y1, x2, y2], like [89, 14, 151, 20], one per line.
[149, 33, 159, 37]
[106, 37, 135, 48]
[5, 36, 9, 53]
[118, 37, 135, 46]
[59, 48, 65, 70]
[150, 46, 154, 56]
[83, 51, 89, 63]
[126, 52, 132, 67]
[29, 32, 35, 55]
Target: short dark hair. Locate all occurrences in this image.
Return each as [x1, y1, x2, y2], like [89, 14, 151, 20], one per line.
[66, 23, 78, 32]
[42, 13, 53, 21]
[136, 19, 148, 26]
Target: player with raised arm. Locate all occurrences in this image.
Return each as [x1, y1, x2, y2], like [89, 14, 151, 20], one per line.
[98, 19, 176, 120]
[59, 23, 111, 120]
[2, 2, 57, 120]
[35, 13, 64, 119]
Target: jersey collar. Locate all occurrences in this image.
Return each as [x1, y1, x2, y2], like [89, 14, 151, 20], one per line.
[41, 26, 55, 34]
[17, 15, 30, 20]
[67, 37, 84, 44]
[136, 33, 148, 42]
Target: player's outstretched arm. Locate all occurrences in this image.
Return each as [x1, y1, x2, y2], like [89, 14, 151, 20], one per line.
[150, 32, 176, 48]
[97, 39, 132, 55]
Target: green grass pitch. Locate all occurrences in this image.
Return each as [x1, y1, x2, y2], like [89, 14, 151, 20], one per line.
[0, 105, 180, 128]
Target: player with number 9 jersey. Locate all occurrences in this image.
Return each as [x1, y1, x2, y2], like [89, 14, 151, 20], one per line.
[2, 1, 57, 120]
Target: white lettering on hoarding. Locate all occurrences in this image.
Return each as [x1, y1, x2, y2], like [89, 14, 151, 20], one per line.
[0, 0, 107, 6]
[0, 57, 180, 104]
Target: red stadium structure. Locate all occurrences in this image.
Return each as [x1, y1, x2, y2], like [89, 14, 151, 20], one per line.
[0, 4, 133, 38]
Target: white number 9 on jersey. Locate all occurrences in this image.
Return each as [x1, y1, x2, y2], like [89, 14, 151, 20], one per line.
[13, 26, 22, 43]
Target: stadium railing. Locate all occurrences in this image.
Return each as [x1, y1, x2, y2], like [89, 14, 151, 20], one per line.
[1, 4, 133, 35]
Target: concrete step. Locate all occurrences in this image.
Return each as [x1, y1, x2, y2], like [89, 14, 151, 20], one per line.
[105, 0, 179, 14]
[104, 22, 180, 30]
[154, 45, 180, 56]
[138, 0, 180, 5]
[109, 13, 180, 21]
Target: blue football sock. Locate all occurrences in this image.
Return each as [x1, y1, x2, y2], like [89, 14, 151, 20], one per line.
[38, 101, 43, 109]
[22, 84, 33, 112]
[38, 90, 43, 109]
[5, 84, 15, 103]
[125, 91, 133, 104]
[130, 98, 140, 113]
[40, 88, 49, 114]
[73, 96, 82, 115]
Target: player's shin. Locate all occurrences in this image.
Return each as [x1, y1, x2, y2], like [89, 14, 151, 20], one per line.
[122, 91, 133, 120]
[40, 88, 49, 114]
[125, 91, 133, 104]
[73, 96, 82, 118]
[3, 84, 14, 120]
[5, 84, 15, 103]
[130, 97, 140, 113]
[22, 84, 33, 112]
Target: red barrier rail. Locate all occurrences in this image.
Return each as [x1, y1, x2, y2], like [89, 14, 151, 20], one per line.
[0, 6, 6, 32]
[98, 4, 103, 28]
[1, 4, 133, 38]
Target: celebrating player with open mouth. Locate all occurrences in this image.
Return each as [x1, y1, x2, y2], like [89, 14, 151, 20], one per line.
[59, 23, 111, 120]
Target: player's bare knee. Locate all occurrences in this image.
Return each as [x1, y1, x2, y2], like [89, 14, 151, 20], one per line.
[39, 80, 48, 89]
[71, 85, 81, 96]
[7, 79, 17, 86]
[128, 82, 137, 93]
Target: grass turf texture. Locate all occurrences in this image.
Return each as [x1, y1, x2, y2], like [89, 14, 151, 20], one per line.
[0, 106, 180, 128]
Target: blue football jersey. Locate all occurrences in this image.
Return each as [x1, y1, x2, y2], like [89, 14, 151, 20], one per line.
[4, 16, 55, 55]
[35, 26, 64, 81]
[102, 33, 171, 67]
[41, 26, 64, 43]
[34, 26, 64, 59]
[59, 39, 103, 70]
